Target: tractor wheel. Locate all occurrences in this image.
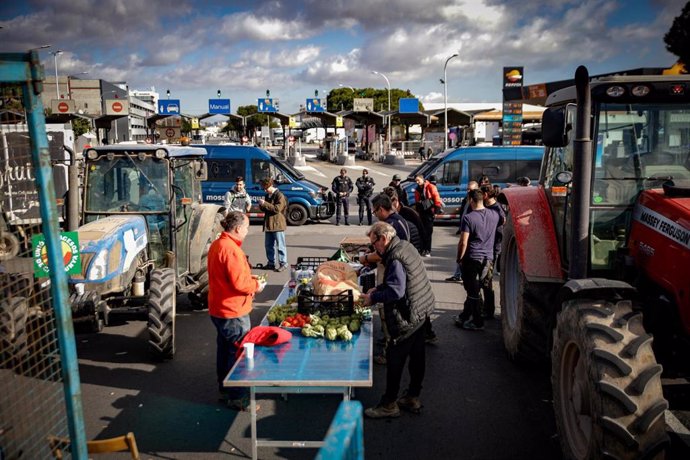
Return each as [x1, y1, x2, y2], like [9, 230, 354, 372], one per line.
[0, 297, 29, 366]
[148, 268, 177, 360]
[552, 299, 668, 460]
[188, 213, 223, 309]
[0, 231, 20, 261]
[500, 217, 548, 362]
[287, 203, 308, 226]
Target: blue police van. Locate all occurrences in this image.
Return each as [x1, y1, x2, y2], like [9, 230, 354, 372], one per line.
[196, 144, 334, 225]
[402, 146, 543, 219]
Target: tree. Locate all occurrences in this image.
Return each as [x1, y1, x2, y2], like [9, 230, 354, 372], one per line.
[71, 117, 91, 137]
[664, 1, 690, 66]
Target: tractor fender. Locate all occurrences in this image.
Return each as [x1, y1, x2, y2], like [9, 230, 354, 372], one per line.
[499, 186, 564, 283]
[188, 204, 223, 275]
[557, 278, 637, 306]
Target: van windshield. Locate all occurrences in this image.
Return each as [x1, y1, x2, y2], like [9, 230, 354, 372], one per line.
[408, 157, 443, 180]
[274, 157, 305, 180]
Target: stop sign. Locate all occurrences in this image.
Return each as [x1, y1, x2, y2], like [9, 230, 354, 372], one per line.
[112, 101, 123, 113]
[57, 101, 69, 113]
[165, 128, 175, 138]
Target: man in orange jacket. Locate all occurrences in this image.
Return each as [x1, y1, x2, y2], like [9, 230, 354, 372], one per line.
[208, 211, 266, 411]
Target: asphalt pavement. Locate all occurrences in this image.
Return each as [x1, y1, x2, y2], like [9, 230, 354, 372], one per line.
[75, 153, 561, 459]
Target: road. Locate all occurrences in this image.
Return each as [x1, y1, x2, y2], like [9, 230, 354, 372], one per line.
[75, 153, 689, 459]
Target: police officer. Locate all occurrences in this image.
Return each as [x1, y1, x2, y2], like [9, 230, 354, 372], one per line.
[331, 168, 354, 225]
[355, 168, 376, 225]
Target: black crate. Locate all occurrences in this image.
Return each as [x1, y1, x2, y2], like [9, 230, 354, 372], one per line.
[295, 256, 329, 271]
[359, 272, 376, 293]
[297, 290, 354, 317]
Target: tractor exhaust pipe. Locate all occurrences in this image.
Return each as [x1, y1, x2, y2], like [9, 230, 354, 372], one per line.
[569, 65, 592, 280]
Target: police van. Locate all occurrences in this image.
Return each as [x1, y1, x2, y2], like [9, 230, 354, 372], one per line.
[402, 146, 543, 219]
[196, 144, 334, 225]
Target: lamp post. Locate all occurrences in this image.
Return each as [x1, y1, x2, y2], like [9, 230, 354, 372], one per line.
[443, 53, 459, 151]
[371, 70, 391, 153]
[50, 50, 64, 99]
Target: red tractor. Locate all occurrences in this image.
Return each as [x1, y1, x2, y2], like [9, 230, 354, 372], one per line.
[499, 66, 690, 459]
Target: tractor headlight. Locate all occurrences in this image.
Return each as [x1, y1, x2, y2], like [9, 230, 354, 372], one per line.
[87, 249, 109, 281]
[309, 190, 317, 198]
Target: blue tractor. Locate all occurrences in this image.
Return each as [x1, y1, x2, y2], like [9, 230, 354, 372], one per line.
[69, 145, 223, 359]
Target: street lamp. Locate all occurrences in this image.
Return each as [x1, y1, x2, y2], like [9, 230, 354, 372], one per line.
[443, 53, 459, 150]
[371, 70, 391, 153]
[50, 50, 64, 99]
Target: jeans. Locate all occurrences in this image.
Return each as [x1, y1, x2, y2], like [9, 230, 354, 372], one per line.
[265, 231, 287, 267]
[419, 213, 434, 253]
[382, 325, 425, 405]
[211, 314, 251, 399]
[460, 258, 485, 327]
[452, 262, 462, 278]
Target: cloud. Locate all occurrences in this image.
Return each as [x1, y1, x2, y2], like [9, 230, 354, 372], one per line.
[219, 12, 314, 41]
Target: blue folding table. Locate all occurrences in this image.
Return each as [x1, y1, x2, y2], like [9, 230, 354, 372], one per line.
[224, 284, 373, 459]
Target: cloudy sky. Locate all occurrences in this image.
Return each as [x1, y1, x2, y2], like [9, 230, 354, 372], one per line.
[0, 0, 686, 114]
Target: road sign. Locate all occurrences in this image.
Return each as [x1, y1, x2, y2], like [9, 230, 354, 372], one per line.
[105, 99, 129, 116]
[51, 99, 75, 114]
[399, 98, 419, 113]
[242, 135, 249, 143]
[288, 135, 295, 146]
[159, 99, 181, 115]
[166, 128, 175, 138]
[191, 117, 199, 129]
[257, 98, 277, 113]
[289, 116, 297, 128]
[336, 115, 344, 128]
[145, 137, 152, 144]
[306, 98, 324, 112]
[208, 98, 231, 114]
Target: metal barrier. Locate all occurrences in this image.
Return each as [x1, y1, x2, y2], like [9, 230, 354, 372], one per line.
[0, 51, 87, 458]
[315, 400, 364, 460]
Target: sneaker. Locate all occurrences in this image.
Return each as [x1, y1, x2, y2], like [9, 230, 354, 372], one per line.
[345, 222, 350, 226]
[264, 264, 276, 271]
[424, 252, 431, 258]
[397, 395, 422, 414]
[445, 276, 460, 282]
[364, 402, 400, 419]
[275, 264, 288, 272]
[454, 314, 469, 328]
[425, 333, 438, 344]
[462, 320, 484, 331]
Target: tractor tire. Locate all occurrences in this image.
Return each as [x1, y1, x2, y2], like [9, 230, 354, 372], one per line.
[552, 298, 669, 460]
[287, 203, 308, 226]
[148, 268, 177, 360]
[0, 231, 20, 261]
[500, 217, 548, 363]
[0, 297, 29, 367]
[188, 213, 223, 309]
[70, 291, 104, 333]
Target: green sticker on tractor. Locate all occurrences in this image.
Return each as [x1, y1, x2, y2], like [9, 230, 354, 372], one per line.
[32, 231, 82, 277]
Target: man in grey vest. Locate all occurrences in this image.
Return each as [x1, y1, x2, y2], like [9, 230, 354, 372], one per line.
[362, 222, 435, 418]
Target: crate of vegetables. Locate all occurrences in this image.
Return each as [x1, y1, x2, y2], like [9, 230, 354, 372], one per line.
[297, 290, 354, 318]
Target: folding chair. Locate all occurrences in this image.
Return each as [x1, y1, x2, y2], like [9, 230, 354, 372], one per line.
[48, 432, 140, 460]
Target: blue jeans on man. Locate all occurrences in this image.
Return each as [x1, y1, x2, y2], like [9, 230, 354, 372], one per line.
[265, 231, 287, 267]
[211, 314, 251, 400]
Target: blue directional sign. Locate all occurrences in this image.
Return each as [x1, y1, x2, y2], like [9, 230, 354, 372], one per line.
[159, 99, 181, 115]
[306, 98, 324, 113]
[257, 98, 277, 113]
[398, 98, 419, 113]
[209, 98, 231, 114]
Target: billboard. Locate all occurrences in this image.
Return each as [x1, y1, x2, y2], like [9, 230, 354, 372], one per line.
[353, 98, 374, 112]
[398, 98, 419, 113]
[502, 67, 524, 146]
[306, 98, 324, 112]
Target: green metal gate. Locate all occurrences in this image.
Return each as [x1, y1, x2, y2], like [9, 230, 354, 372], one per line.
[0, 51, 86, 459]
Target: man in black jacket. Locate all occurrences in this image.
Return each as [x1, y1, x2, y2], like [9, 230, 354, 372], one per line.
[331, 168, 354, 225]
[362, 222, 435, 419]
[355, 169, 375, 225]
[389, 174, 409, 207]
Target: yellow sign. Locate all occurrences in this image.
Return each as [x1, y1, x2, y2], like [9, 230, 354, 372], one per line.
[191, 117, 199, 129]
[336, 115, 343, 128]
[289, 116, 297, 128]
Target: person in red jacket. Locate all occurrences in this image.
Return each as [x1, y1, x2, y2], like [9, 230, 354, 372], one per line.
[208, 211, 266, 411]
[413, 174, 443, 257]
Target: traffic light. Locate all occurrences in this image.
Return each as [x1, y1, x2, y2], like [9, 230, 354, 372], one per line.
[217, 89, 221, 98]
[266, 89, 270, 97]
